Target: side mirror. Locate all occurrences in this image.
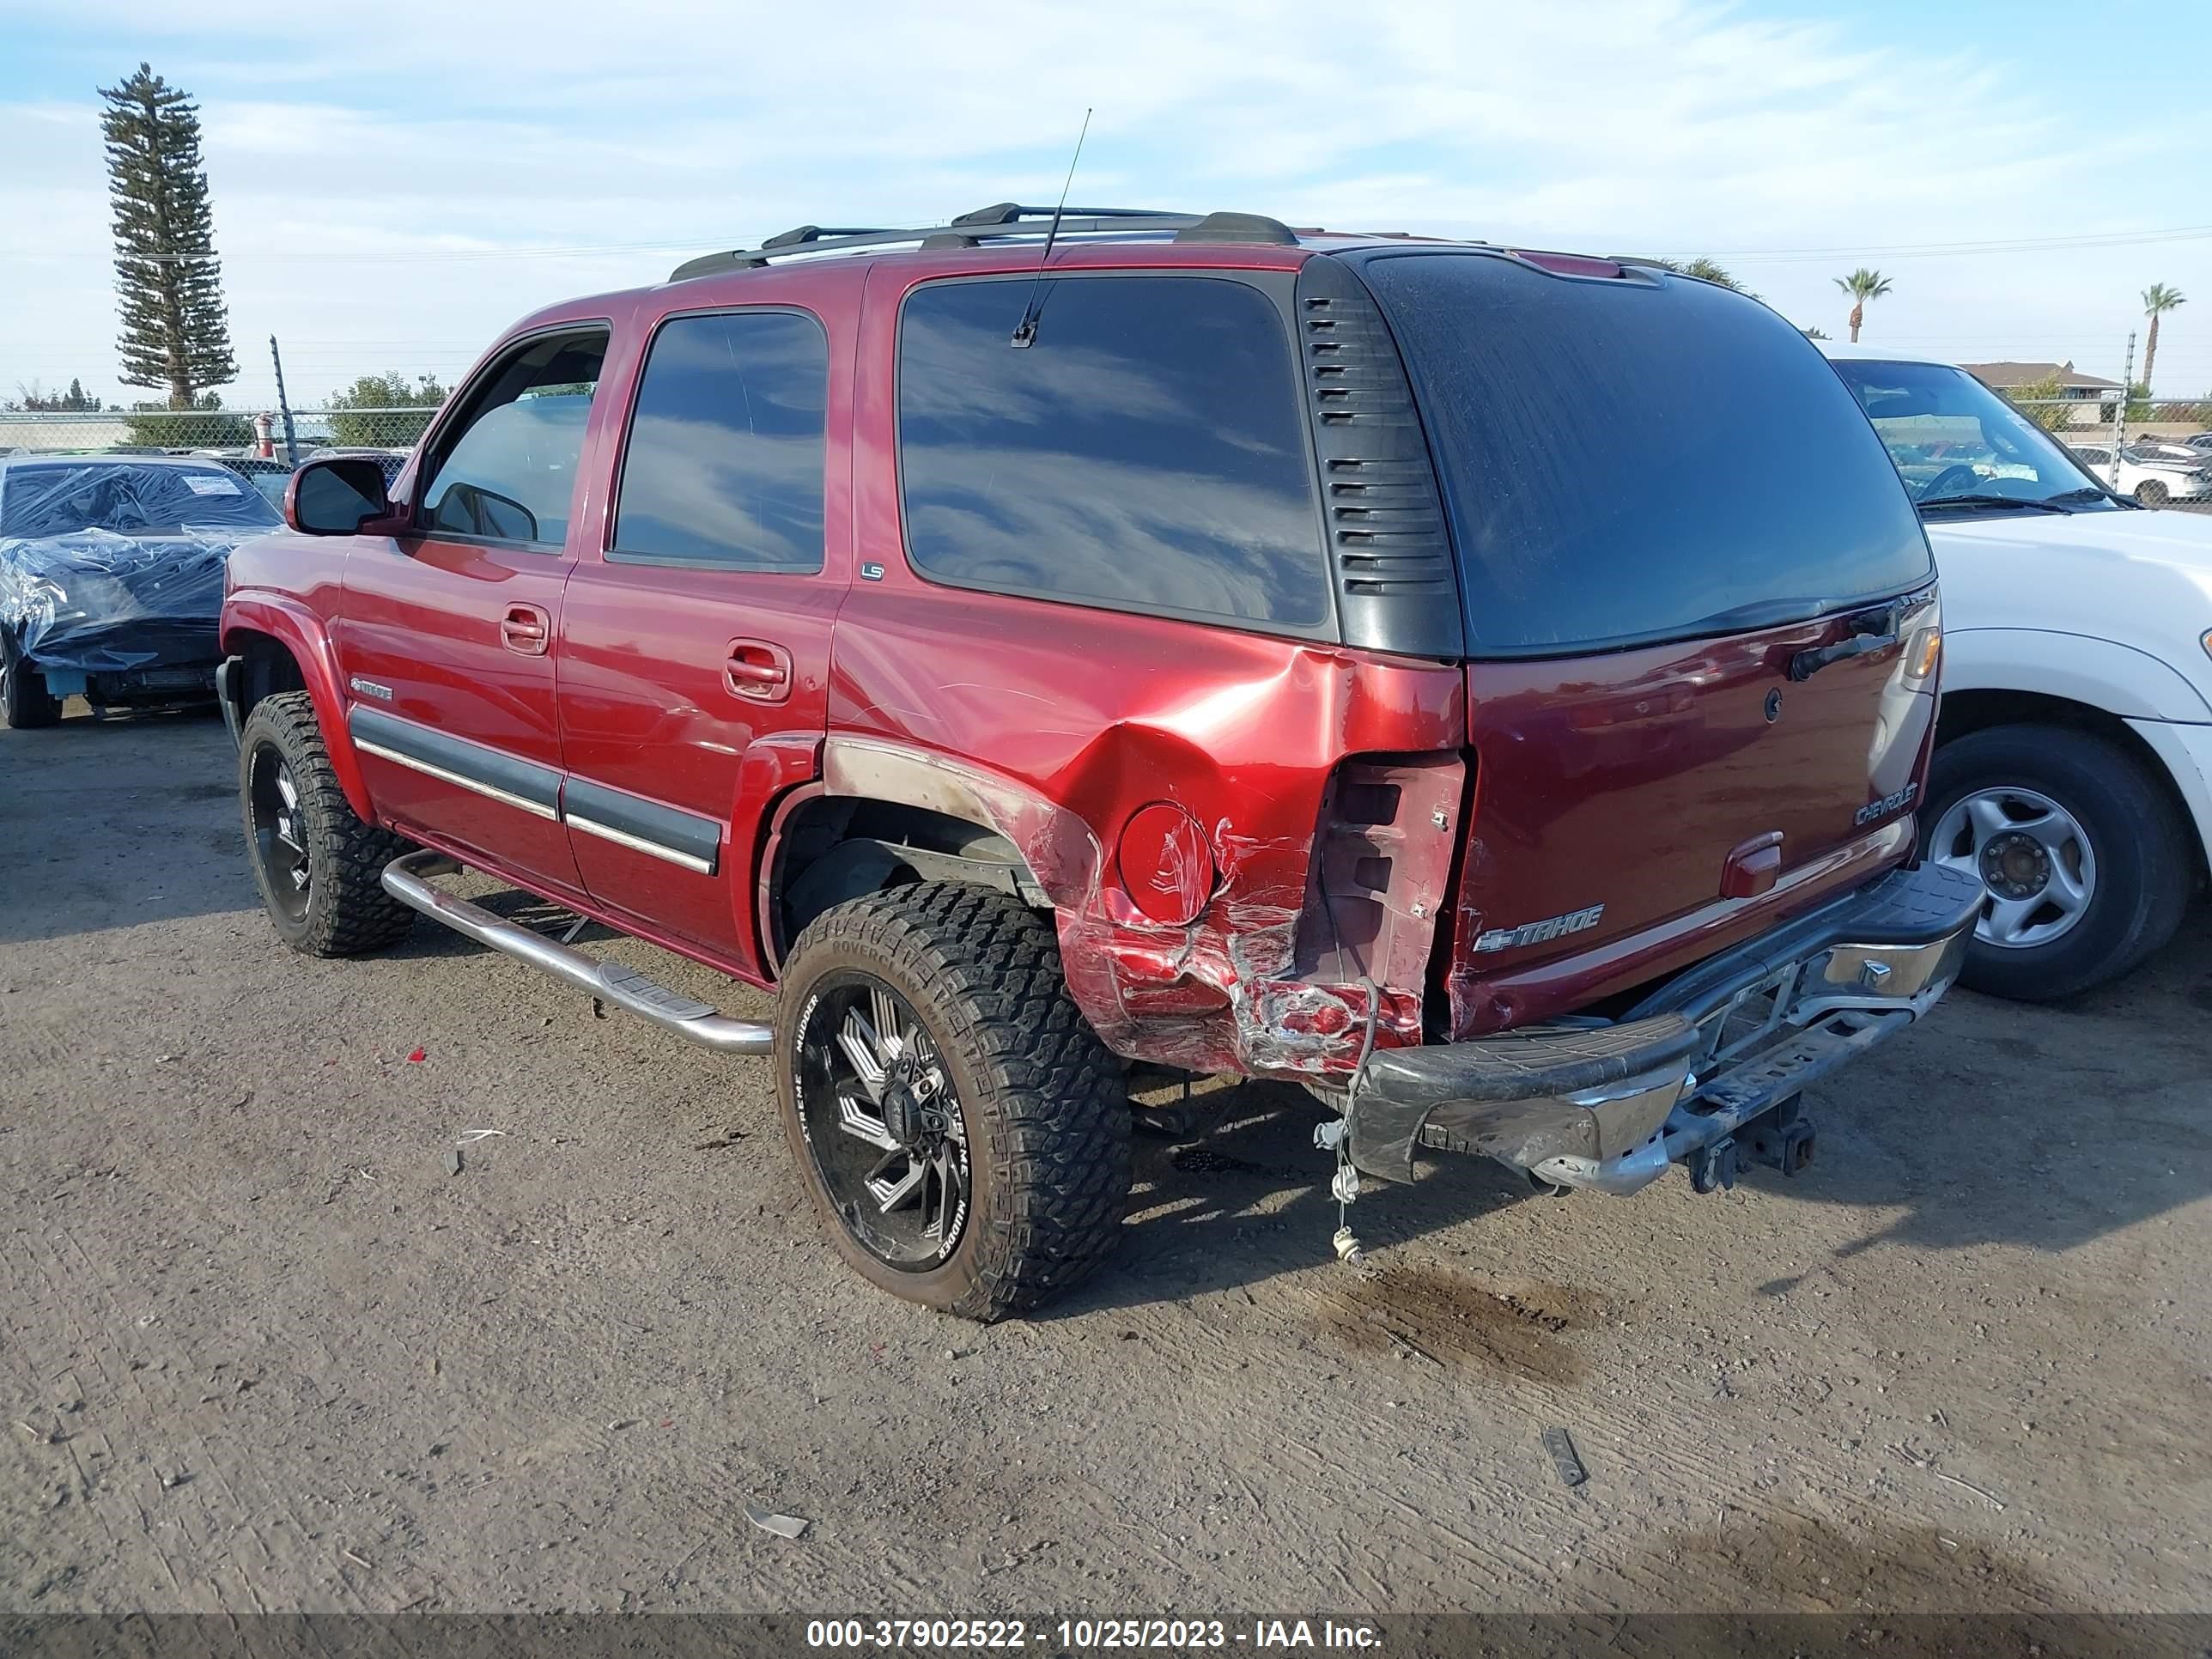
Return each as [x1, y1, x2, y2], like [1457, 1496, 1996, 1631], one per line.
[285, 457, 397, 536]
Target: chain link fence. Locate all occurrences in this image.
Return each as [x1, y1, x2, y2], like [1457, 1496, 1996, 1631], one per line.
[2002, 394, 2212, 433]
[0, 405, 435, 460]
[1992, 396, 2212, 510]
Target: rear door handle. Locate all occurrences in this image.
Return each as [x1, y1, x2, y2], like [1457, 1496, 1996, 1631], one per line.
[500, 604, 551, 656]
[725, 639, 793, 703]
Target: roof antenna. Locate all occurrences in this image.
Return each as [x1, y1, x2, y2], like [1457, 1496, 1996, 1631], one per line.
[1010, 106, 1091, 349]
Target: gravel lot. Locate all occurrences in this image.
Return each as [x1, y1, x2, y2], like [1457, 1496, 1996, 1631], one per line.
[3, 708, 2207, 1620]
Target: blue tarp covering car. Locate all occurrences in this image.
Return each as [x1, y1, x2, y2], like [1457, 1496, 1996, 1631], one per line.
[0, 454, 282, 726]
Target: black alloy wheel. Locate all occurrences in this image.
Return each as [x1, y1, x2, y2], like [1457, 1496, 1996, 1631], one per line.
[793, 975, 972, 1270]
[247, 743, 313, 925]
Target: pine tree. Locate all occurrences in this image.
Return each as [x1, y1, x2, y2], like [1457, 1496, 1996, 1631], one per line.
[100, 64, 236, 409]
[6, 379, 105, 412]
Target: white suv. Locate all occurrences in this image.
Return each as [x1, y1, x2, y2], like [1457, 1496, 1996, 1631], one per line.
[1824, 343, 2212, 998]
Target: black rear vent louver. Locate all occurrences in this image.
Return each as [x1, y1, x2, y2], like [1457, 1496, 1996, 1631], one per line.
[1295, 255, 1462, 659]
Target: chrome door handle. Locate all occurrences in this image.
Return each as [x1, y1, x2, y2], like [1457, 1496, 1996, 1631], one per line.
[724, 639, 793, 702]
[501, 605, 550, 656]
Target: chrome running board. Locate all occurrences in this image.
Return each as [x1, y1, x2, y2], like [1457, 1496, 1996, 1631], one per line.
[380, 850, 773, 1055]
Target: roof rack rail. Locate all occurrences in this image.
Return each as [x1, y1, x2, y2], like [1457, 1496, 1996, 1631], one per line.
[949, 202, 1188, 228]
[669, 204, 1300, 282]
[761, 222, 910, 249]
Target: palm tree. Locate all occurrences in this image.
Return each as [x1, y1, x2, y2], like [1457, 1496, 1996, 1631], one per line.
[2141, 283, 2186, 396]
[1834, 268, 1893, 343]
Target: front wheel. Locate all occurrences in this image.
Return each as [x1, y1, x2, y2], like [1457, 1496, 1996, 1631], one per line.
[774, 883, 1132, 1321]
[237, 691, 416, 956]
[1921, 724, 2192, 1000]
[2134, 478, 2169, 507]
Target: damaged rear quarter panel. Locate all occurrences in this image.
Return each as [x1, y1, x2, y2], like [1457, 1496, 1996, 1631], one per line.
[836, 249, 1468, 1079]
[823, 583, 1467, 1078]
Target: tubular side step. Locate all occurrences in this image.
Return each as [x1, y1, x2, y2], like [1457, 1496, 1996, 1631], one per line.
[380, 850, 772, 1055]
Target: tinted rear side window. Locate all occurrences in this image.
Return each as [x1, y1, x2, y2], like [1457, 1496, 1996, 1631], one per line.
[613, 310, 828, 570]
[1358, 253, 1932, 656]
[897, 275, 1328, 629]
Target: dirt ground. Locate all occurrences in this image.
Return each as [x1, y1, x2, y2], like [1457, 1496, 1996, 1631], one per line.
[3, 708, 2207, 1620]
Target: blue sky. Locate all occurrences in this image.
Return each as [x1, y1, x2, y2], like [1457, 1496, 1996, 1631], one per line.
[2, 0, 2208, 410]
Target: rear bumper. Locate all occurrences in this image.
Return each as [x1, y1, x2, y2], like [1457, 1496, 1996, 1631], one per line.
[17, 619, 222, 677]
[33, 658, 219, 705]
[1347, 860, 1982, 1188]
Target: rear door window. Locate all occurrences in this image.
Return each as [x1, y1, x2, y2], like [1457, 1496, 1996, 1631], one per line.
[417, 329, 606, 547]
[896, 275, 1328, 629]
[1356, 252, 1933, 656]
[611, 309, 828, 571]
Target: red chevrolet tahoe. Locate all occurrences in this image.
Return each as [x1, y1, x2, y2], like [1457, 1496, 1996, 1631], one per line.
[219, 204, 1979, 1320]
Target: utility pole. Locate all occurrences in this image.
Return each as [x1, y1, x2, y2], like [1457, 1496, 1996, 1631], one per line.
[269, 334, 299, 464]
[2109, 330, 2136, 489]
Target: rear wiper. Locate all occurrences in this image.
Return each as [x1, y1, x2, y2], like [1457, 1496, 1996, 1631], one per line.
[1672, 597, 1833, 635]
[1917, 493, 2075, 514]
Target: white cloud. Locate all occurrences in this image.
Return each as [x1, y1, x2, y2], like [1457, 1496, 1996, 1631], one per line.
[3, 0, 2206, 409]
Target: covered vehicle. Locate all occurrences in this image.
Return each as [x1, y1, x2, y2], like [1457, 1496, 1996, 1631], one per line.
[0, 453, 282, 727]
[210, 453, 302, 512]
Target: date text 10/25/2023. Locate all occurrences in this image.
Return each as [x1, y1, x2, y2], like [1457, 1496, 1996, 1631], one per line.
[805, 1620, 1383, 1650]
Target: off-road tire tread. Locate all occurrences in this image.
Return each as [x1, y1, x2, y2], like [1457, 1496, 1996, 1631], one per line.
[240, 691, 415, 957]
[777, 882, 1131, 1322]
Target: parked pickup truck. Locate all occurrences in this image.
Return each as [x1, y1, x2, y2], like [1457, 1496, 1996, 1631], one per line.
[220, 205, 1978, 1319]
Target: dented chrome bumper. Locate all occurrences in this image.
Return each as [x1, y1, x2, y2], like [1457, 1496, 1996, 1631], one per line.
[1346, 861, 1982, 1191]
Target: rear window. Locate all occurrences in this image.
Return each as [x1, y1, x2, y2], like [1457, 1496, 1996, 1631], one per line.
[1358, 252, 1932, 656]
[897, 275, 1329, 629]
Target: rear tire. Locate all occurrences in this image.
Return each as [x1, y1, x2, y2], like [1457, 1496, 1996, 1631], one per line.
[1921, 724, 2191, 1000]
[0, 632, 62, 729]
[237, 691, 416, 957]
[775, 883, 1131, 1321]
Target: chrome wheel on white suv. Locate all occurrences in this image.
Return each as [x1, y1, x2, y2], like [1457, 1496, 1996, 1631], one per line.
[1921, 724, 2192, 1000]
[1928, 785, 2096, 951]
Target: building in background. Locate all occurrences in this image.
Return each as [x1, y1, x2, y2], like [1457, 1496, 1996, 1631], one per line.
[1960, 361, 2124, 427]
